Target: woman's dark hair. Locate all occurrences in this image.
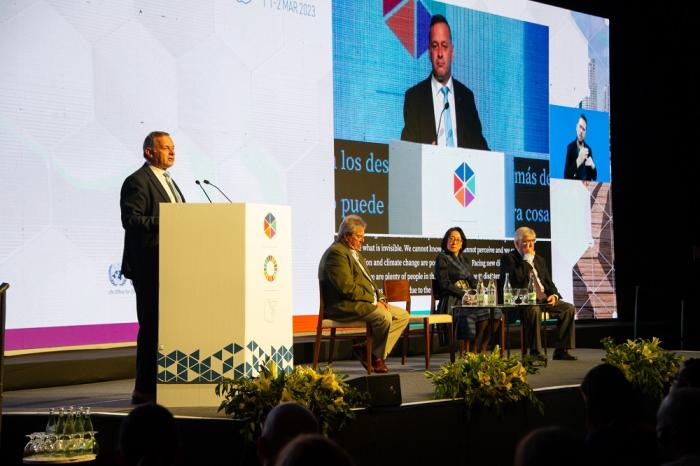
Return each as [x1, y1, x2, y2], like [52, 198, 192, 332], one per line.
[440, 227, 468, 254]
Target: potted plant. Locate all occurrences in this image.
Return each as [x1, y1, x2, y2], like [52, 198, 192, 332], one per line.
[601, 336, 683, 402]
[425, 346, 543, 414]
[215, 361, 366, 442]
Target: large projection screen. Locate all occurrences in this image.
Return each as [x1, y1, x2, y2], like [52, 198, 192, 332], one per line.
[0, 0, 613, 352]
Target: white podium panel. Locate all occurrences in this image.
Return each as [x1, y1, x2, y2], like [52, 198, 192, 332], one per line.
[388, 140, 506, 238]
[157, 203, 292, 407]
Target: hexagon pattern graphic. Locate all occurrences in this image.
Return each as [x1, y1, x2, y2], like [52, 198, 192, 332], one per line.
[453, 162, 476, 207]
[0, 1, 334, 342]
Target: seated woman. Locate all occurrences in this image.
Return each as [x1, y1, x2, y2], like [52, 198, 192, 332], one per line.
[434, 227, 501, 355]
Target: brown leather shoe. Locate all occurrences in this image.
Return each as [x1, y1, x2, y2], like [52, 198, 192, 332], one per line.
[372, 358, 389, 373]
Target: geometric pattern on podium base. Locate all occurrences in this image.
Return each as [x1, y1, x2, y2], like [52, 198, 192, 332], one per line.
[157, 341, 293, 383]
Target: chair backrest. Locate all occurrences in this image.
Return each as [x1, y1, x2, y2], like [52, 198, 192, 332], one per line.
[430, 279, 439, 313]
[383, 279, 411, 312]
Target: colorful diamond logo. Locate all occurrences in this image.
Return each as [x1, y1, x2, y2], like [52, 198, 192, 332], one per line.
[383, 0, 431, 58]
[264, 213, 276, 239]
[453, 162, 475, 207]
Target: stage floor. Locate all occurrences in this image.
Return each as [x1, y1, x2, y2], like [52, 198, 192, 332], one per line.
[4, 348, 699, 418]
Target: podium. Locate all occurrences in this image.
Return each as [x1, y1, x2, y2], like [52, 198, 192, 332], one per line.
[157, 203, 293, 407]
[388, 140, 507, 238]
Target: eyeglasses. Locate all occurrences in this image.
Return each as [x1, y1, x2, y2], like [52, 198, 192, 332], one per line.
[447, 237, 462, 243]
[520, 239, 536, 245]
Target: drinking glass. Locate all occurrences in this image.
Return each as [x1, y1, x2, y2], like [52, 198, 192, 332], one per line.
[463, 289, 478, 306]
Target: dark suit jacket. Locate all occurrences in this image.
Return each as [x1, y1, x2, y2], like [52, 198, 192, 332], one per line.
[120, 163, 185, 281]
[499, 249, 560, 299]
[564, 139, 597, 180]
[433, 252, 477, 314]
[318, 241, 384, 321]
[401, 75, 489, 151]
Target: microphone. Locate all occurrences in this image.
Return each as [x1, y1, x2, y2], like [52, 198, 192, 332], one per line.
[195, 180, 212, 203]
[203, 180, 232, 203]
[436, 101, 450, 145]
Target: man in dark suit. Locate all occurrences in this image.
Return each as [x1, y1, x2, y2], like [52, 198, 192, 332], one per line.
[318, 215, 409, 373]
[500, 226, 576, 360]
[401, 14, 489, 151]
[564, 114, 597, 181]
[121, 131, 185, 404]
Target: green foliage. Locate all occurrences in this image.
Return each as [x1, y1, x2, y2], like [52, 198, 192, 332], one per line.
[425, 346, 543, 414]
[215, 361, 367, 442]
[601, 337, 682, 401]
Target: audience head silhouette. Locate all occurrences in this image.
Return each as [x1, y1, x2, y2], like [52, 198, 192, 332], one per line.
[118, 403, 180, 466]
[580, 363, 636, 430]
[671, 358, 700, 391]
[274, 434, 355, 466]
[257, 402, 320, 466]
[657, 387, 700, 464]
[513, 425, 584, 466]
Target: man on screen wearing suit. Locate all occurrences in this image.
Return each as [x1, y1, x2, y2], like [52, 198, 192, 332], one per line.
[318, 215, 409, 373]
[564, 114, 597, 181]
[499, 227, 576, 361]
[401, 14, 489, 151]
[121, 131, 185, 404]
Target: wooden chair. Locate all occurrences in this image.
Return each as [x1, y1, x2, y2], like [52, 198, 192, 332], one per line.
[313, 281, 373, 374]
[383, 279, 454, 369]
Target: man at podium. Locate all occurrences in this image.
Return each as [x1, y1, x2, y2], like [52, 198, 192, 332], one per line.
[120, 131, 185, 404]
[400, 14, 489, 151]
[318, 215, 409, 373]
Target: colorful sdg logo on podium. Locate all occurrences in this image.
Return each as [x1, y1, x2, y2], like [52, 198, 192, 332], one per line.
[264, 212, 276, 239]
[264, 255, 278, 282]
[263, 213, 278, 281]
[454, 162, 476, 207]
[383, 0, 432, 58]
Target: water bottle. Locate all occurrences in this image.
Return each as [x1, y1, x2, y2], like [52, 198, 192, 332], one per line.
[56, 408, 68, 455]
[82, 407, 98, 456]
[45, 408, 57, 434]
[487, 279, 496, 305]
[65, 406, 77, 456]
[503, 273, 513, 305]
[528, 271, 537, 304]
[82, 407, 94, 433]
[477, 278, 485, 305]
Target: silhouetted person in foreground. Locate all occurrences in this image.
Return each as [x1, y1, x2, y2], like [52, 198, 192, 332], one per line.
[580, 363, 657, 466]
[257, 402, 320, 466]
[275, 434, 355, 466]
[118, 403, 180, 466]
[657, 387, 700, 466]
[513, 425, 584, 466]
[671, 358, 700, 391]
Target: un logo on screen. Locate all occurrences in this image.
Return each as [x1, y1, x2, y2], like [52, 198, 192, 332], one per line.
[108, 263, 127, 286]
[383, 0, 432, 58]
[454, 162, 476, 207]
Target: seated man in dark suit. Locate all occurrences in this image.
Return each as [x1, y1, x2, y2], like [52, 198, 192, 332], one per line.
[499, 226, 576, 360]
[318, 215, 409, 373]
[401, 14, 488, 150]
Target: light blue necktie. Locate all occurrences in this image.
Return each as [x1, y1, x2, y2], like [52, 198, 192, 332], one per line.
[441, 86, 454, 147]
[163, 172, 182, 203]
